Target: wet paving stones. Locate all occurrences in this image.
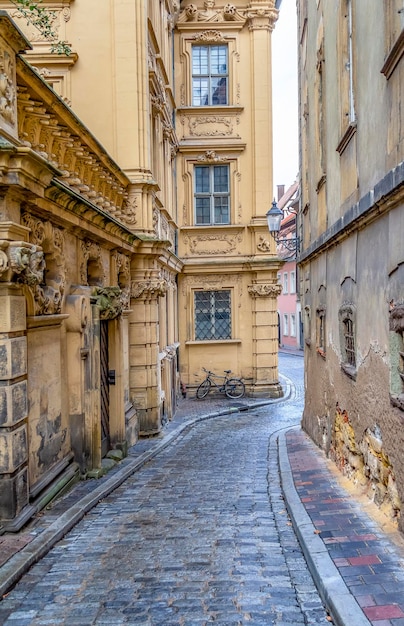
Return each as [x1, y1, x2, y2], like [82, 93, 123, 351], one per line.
[0, 379, 329, 625]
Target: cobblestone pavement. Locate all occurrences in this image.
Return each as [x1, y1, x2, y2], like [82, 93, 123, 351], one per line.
[0, 353, 333, 625]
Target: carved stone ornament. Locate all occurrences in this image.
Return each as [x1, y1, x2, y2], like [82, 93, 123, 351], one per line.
[0, 48, 16, 127]
[189, 116, 234, 137]
[92, 286, 123, 320]
[196, 150, 228, 163]
[248, 284, 282, 297]
[5, 241, 45, 285]
[192, 30, 226, 43]
[80, 240, 105, 286]
[184, 232, 242, 255]
[256, 236, 271, 252]
[245, 4, 279, 31]
[21, 213, 66, 315]
[390, 303, 404, 333]
[131, 279, 167, 300]
[179, 1, 245, 24]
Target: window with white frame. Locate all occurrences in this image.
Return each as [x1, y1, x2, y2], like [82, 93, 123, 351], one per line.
[194, 290, 231, 340]
[194, 164, 230, 225]
[192, 45, 228, 106]
[290, 314, 296, 337]
[283, 272, 288, 294]
[283, 314, 289, 336]
[290, 270, 296, 294]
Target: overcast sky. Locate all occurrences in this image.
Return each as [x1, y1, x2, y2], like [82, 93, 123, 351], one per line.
[272, 0, 299, 197]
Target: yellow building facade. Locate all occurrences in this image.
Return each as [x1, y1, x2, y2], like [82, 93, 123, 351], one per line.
[175, 1, 283, 395]
[0, 0, 282, 530]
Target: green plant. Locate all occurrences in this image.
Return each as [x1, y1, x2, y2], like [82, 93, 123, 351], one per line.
[10, 0, 71, 55]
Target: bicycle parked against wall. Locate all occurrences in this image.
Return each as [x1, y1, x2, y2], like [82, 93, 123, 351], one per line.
[196, 368, 245, 399]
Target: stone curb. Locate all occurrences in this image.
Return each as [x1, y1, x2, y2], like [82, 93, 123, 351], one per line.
[278, 428, 371, 626]
[0, 381, 292, 598]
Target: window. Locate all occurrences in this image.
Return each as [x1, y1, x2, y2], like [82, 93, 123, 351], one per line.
[192, 45, 228, 106]
[290, 270, 296, 294]
[290, 314, 296, 337]
[194, 165, 230, 225]
[389, 303, 404, 410]
[194, 290, 231, 340]
[382, 0, 404, 78]
[337, 1, 357, 151]
[283, 273, 288, 294]
[283, 314, 289, 336]
[339, 303, 356, 377]
[277, 273, 281, 284]
[316, 305, 326, 357]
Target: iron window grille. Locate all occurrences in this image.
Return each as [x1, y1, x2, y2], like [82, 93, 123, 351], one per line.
[339, 303, 356, 378]
[194, 165, 230, 225]
[192, 45, 228, 106]
[194, 290, 231, 340]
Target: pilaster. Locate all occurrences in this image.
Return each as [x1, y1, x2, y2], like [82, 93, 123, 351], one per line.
[248, 281, 283, 397]
[129, 275, 167, 435]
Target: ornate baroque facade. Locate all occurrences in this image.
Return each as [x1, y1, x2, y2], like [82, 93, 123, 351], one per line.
[0, 0, 282, 529]
[298, 0, 404, 529]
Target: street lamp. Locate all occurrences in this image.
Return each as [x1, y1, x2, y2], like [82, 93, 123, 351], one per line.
[266, 199, 300, 255]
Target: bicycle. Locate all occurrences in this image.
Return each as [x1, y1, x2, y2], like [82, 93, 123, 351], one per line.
[196, 368, 245, 399]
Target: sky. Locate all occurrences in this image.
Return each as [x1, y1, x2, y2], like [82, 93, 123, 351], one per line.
[272, 0, 299, 198]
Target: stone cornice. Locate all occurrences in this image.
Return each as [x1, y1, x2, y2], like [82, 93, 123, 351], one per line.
[15, 55, 141, 229]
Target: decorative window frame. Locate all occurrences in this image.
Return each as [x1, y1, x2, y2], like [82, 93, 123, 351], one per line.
[178, 31, 240, 108]
[389, 302, 404, 410]
[338, 302, 357, 379]
[181, 150, 241, 227]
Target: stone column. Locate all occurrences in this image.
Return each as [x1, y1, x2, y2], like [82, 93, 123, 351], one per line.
[130, 276, 167, 435]
[248, 282, 283, 397]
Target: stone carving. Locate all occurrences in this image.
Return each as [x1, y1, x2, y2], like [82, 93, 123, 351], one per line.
[80, 240, 105, 286]
[257, 236, 272, 252]
[245, 5, 279, 31]
[248, 284, 282, 297]
[0, 48, 16, 127]
[121, 189, 138, 226]
[192, 30, 225, 43]
[196, 150, 228, 163]
[92, 286, 123, 320]
[0, 241, 45, 286]
[179, 1, 244, 24]
[189, 116, 234, 137]
[131, 279, 167, 300]
[113, 251, 131, 310]
[21, 214, 66, 315]
[184, 232, 242, 255]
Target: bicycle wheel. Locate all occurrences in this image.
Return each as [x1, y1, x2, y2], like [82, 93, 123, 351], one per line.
[196, 379, 211, 399]
[225, 378, 245, 399]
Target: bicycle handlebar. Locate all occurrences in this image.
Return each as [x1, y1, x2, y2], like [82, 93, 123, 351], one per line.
[201, 367, 232, 376]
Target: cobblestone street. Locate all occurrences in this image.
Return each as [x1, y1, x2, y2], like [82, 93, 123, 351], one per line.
[0, 354, 331, 625]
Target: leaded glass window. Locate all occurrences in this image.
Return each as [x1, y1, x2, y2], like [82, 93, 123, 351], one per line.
[194, 290, 231, 340]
